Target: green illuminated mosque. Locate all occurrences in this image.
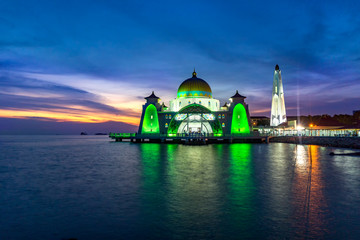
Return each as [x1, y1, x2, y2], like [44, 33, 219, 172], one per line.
[138, 70, 251, 136]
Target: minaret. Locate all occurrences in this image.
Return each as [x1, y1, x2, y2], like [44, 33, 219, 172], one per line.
[270, 64, 287, 126]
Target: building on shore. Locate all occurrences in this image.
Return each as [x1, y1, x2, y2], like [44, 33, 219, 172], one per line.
[251, 116, 270, 127]
[255, 114, 360, 137]
[137, 70, 251, 136]
[270, 64, 287, 126]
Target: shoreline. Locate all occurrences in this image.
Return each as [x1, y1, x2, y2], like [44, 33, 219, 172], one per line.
[270, 136, 360, 149]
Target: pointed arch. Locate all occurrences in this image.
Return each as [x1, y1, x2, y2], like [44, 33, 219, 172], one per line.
[142, 104, 160, 134]
[231, 103, 250, 134]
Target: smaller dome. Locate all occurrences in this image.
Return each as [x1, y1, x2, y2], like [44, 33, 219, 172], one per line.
[177, 70, 212, 98]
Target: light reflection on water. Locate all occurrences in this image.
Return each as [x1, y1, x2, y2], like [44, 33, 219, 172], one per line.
[1, 136, 360, 239]
[292, 145, 328, 239]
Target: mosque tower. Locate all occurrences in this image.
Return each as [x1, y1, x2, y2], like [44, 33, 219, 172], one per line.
[270, 64, 287, 126]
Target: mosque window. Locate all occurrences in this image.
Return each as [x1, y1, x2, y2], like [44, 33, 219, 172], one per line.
[218, 114, 221, 119]
[216, 102, 218, 107]
[169, 115, 171, 119]
[151, 123, 153, 126]
[151, 115, 153, 119]
[188, 101, 191, 104]
[238, 115, 240, 119]
[199, 101, 201, 104]
[179, 102, 182, 107]
[165, 123, 168, 128]
[222, 123, 225, 127]
[208, 101, 210, 107]
[222, 114, 225, 119]
[175, 114, 187, 120]
[165, 114, 168, 119]
[203, 114, 215, 120]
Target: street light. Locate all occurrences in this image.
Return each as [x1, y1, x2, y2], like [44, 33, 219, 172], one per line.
[296, 125, 304, 136]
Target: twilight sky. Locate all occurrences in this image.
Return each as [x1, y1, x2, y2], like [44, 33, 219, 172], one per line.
[1, 0, 360, 133]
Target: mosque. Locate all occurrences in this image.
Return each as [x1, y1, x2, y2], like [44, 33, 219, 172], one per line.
[138, 70, 251, 136]
[111, 66, 360, 142]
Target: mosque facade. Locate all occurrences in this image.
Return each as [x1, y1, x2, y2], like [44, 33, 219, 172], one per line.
[137, 70, 251, 136]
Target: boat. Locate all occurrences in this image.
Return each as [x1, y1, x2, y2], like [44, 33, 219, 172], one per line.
[329, 152, 360, 156]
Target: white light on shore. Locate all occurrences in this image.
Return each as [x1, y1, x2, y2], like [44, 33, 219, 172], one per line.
[296, 125, 305, 131]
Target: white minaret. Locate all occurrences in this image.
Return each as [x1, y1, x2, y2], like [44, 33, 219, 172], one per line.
[270, 64, 287, 126]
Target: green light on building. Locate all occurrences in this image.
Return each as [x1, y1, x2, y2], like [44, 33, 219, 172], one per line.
[231, 103, 250, 134]
[137, 72, 251, 138]
[142, 104, 160, 134]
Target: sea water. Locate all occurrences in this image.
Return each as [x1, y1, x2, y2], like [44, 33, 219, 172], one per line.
[1, 135, 360, 239]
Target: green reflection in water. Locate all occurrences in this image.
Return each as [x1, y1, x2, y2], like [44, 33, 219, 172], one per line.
[138, 143, 163, 228]
[139, 143, 161, 184]
[165, 145, 224, 238]
[138, 143, 256, 238]
[166, 144, 177, 162]
[228, 144, 255, 233]
[139, 144, 178, 209]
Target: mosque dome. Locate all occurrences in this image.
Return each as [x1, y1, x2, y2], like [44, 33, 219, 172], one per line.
[177, 70, 212, 98]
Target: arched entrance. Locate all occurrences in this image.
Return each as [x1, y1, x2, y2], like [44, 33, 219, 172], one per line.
[167, 104, 222, 136]
[177, 114, 213, 134]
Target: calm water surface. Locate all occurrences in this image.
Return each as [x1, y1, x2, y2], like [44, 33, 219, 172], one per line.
[1, 135, 360, 239]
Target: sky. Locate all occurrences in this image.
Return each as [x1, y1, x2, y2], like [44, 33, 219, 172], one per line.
[1, 0, 360, 134]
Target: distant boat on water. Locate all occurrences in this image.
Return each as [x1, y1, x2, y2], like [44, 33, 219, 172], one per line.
[330, 151, 360, 156]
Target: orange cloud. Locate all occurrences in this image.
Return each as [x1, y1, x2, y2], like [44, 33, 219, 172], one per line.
[0, 109, 140, 125]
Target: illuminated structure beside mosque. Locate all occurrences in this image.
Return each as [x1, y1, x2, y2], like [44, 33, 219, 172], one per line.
[138, 70, 251, 136]
[270, 65, 287, 126]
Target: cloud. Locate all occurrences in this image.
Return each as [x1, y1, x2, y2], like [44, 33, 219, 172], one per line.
[0, 92, 134, 116]
[0, 117, 138, 135]
[0, 73, 139, 119]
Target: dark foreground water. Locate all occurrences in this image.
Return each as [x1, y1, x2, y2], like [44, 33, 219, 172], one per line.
[1, 136, 360, 240]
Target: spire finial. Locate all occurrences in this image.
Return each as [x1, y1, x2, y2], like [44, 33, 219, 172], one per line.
[275, 64, 280, 70]
[192, 68, 197, 77]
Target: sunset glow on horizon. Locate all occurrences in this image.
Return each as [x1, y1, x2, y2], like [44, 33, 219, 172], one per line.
[1, 0, 360, 134]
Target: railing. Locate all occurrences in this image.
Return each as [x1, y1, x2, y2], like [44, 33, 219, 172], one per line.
[108, 132, 268, 139]
[108, 131, 359, 139]
[109, 133, 136, 138]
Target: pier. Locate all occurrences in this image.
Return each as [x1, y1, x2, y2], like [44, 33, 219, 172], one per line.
[109, 133, 271, 144]
[108, 133, 360, 149]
